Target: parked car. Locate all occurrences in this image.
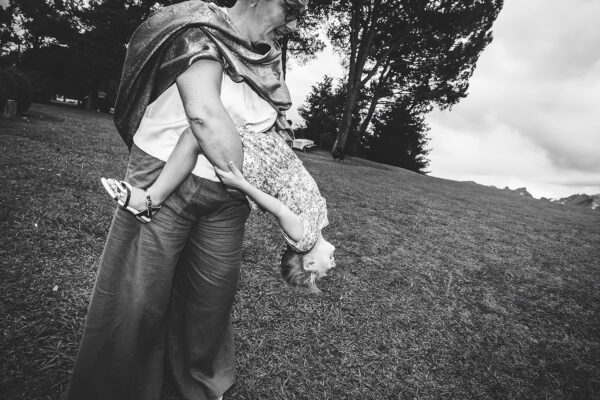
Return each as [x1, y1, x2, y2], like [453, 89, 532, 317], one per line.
[292, 138, 317, 152]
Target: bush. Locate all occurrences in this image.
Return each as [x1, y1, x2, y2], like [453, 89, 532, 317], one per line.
[9, 69, 33, 113]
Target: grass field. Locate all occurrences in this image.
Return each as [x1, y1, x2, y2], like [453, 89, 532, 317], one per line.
[1, 103, 599, 399]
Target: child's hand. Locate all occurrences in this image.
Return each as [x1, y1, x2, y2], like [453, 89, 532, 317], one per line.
[214, 161, 248, 190]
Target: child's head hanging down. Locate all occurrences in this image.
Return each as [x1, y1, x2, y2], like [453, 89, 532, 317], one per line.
[280, 233, 335, 293]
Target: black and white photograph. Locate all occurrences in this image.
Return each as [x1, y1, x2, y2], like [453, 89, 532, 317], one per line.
[1, 0, 598, 398]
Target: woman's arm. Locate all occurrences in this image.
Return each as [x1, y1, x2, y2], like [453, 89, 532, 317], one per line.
[215, 162, 304, 242]
[176, 59, 243, 171]
[146, 128, 199, 204]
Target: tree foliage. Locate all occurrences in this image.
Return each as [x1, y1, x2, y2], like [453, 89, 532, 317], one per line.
[19, 45, 92, 103]
[298, 76, 342, 148]
[365, 105, 430, 173]
[298, 75, 368, 154]
[2, 0, 178, 108]
[280, 10, 326, 78]
[0, 5, 16, 65]
[2, 0, 326, 109]
[316, 0, 503, 159]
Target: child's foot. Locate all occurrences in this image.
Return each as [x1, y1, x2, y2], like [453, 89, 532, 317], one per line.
[108, 178, 146, 211]
[101, 178, 161, 223]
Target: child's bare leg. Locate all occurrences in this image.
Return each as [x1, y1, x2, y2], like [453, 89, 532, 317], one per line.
[108, 128, 201, 212]
[146, 128, 200, 204]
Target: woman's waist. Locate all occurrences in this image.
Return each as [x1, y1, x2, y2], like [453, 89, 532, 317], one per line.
[133, 129, 219, 181]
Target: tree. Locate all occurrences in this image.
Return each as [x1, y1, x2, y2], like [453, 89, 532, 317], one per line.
[19, 45, 92, 103]
[298, 76, 342, 148]
[3, 0, 177, 108]
[298, 75, 367, 153]
[322, 0, 503, 159]
[365, 105, 430, 173]
[3, 0, 321, 109]
[279, 10, 326, 78]
[0, 5, 17, 66]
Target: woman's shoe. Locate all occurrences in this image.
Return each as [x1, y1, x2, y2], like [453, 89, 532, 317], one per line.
[101, 178, 161, 223]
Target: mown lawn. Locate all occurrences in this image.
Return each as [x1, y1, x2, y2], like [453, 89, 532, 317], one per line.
[1, 103, 599, 399]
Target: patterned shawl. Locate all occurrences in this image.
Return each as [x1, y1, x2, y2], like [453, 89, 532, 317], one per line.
[114, 0, 293, 150]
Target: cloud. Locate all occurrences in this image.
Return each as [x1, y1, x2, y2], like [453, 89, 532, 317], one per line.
[285, 0, 600, 198]
[427, 0, 600, 197]
[286, 44, 344, 124]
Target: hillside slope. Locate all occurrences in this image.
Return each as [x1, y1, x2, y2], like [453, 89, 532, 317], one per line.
[1, 104, 599, 399]
[554, 193, 600, 210]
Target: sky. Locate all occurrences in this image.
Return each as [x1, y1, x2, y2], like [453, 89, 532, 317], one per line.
[285, 0, 600, 199]
[3, 0, 597, 198]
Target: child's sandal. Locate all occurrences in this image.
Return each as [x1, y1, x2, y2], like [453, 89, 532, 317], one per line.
[101, 178, 161, 224]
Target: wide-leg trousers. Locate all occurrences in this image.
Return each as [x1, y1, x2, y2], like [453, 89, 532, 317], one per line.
[63, 145, 250, 400]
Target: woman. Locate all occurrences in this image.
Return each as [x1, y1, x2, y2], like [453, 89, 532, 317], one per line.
[63, 1, 307, 399]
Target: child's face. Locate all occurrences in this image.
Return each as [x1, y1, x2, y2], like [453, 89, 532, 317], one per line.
[303, 235, 335, 279]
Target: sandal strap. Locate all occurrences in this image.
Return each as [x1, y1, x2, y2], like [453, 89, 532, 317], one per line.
[144, 190, 160, 219]
[134, 206, 161, 223]
[120, 181, 131, 209]
[145, 190, 153, 218]
[149, 205, 161, 219]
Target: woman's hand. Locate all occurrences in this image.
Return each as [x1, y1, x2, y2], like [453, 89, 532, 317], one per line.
[214, 161, 249, 190]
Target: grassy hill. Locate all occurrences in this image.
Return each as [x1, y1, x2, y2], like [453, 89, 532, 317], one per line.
[1, 104, 599, 399]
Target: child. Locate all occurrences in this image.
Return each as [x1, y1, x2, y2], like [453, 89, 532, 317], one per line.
[102, 125, 335, 292]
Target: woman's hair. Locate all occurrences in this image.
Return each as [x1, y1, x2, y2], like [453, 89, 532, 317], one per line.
[280, 246, 320, 293]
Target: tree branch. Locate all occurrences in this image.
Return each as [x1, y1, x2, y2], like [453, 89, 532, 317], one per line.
[360, 30, 408, 86]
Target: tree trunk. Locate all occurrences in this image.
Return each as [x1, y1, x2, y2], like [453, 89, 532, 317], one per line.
[331, 1, 360, 159]
[357, 94, 378, 138]
[357, 67, 390, 137]
[331, 0, 381, 159]
[86, 76, 100, 110]
[331, 84, 360, 159]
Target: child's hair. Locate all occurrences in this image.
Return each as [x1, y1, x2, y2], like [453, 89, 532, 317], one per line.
[280, 246, 320, 293]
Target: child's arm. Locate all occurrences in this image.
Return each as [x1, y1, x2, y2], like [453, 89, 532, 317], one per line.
[215, 161, 304, 242]
[147, 128, 200, 204]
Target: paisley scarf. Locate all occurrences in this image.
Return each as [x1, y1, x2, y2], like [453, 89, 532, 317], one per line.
[114, 0, 293, 150]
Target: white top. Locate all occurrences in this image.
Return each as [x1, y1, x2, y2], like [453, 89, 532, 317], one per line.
[133, 74, 278, 181]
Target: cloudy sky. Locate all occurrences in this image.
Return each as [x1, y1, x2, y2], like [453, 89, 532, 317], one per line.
[2, 0, 597, 198]
[286, 0, 600, 199]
